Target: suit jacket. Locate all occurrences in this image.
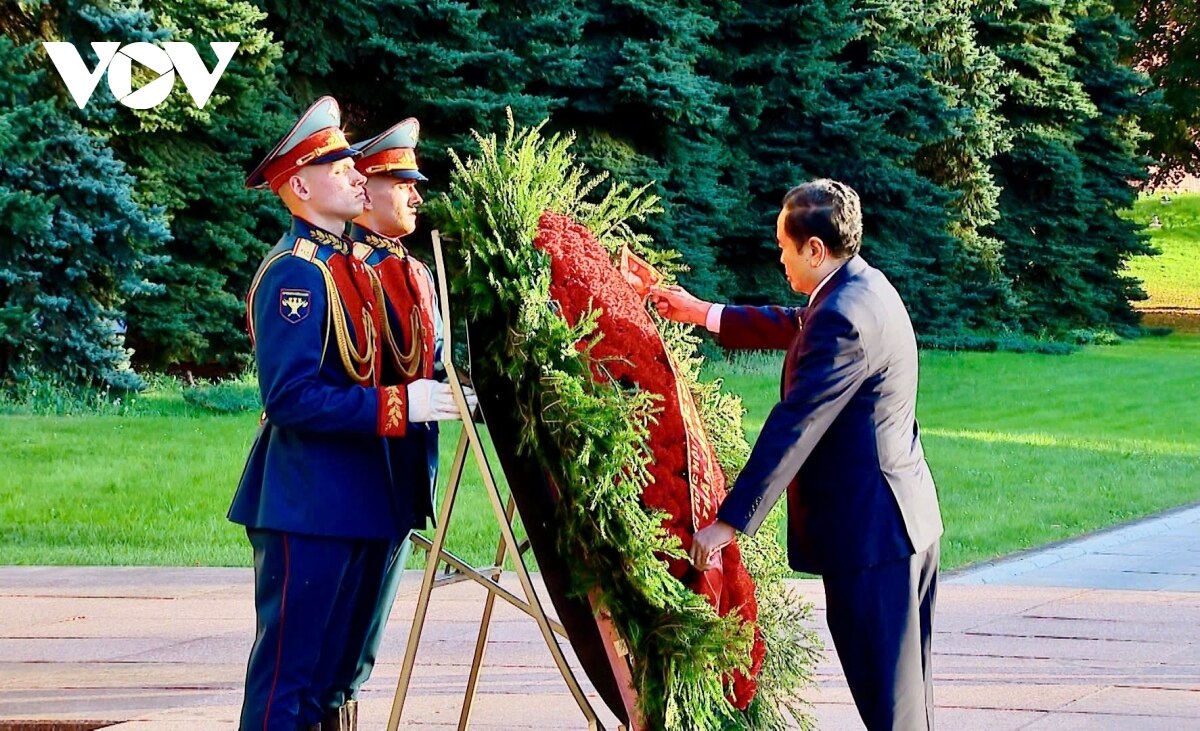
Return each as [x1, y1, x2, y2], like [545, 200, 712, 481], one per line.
[228, 217, 416, 540]
[716, 256, 943, 574]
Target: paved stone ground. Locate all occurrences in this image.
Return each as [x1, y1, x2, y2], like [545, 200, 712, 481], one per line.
[1, 505, 1198, 729]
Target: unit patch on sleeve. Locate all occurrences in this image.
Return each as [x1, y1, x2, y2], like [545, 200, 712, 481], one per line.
[279, 288, 312, 323]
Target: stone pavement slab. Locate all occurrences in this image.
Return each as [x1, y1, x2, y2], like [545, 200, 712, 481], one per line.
[2, 504, 1200, 729]
[1, 567, 1198, 730]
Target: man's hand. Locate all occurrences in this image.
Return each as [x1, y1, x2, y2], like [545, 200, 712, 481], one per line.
[690, 519, 737, 571]
[621, 246, 661, 297]
[650, 284, 712, 327]
[407, 379, 478, 423]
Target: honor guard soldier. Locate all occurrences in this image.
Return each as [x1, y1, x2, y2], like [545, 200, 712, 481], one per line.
[314, 117, 442, 724]
[229, 97, 473, 731]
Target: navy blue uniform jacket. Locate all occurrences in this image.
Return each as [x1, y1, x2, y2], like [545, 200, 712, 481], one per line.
[228, 218, 427, 540]
[715, 256, 943, 574]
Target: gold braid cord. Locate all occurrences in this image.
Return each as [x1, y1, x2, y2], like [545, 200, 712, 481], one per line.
[363, 254, 424, 380]
[385, 307, 424, 380]
[364, 265, 424, 380]
[313, 259, 377, 384]
[357, 232, 425, 379]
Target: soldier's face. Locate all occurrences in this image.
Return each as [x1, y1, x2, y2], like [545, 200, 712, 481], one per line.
[362, 176, 423, 237]
[294, 158, 367, 221]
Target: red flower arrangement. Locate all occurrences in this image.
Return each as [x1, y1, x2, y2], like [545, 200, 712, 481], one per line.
[534, 210, 767, 707]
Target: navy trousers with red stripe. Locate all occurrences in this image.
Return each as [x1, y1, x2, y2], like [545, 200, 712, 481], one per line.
[239, 529, 397, 730]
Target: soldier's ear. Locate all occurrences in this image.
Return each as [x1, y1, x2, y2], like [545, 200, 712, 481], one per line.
[287, 174, 311, 201]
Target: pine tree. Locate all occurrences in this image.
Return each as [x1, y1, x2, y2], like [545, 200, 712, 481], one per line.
[888, 0, 1016, 328]
[704, 0, 860, 304]
[258, 0, 739, 300]
[977, 0, 1103, 331]
[109, 0, 295, 372]
[837, 6, 970, 332]
[0, 35, 168, 390]
[256, 0, 552, 182]
[8, 0, 295, 373]
[710, 0, 994, 333]
[537, 0, 736, 300]
[1069, 1, 1155, 330]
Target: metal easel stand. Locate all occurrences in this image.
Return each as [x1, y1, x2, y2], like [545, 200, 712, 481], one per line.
[386, 231, 615, 731]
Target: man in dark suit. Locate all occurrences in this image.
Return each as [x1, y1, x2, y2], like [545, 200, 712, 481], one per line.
[652, 179, 943, 730]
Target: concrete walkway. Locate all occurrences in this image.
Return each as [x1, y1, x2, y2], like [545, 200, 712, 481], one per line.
[1, 506, 1198, 730]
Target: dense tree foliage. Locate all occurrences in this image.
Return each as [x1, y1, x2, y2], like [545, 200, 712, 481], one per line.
[0, 0, 1172, 386]
[0, 32, 167, 389]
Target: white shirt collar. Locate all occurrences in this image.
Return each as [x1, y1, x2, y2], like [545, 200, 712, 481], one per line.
[808, 261, 846, 305]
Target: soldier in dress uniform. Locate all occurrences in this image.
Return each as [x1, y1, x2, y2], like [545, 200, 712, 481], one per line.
[311, 118, 443, 727]
[229, 97, 473, 731]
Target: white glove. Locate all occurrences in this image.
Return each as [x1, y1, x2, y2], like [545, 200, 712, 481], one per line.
[406, 379, 478, 423]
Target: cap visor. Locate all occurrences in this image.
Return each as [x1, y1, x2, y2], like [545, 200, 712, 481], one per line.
[310, 146, 363, 166]
[389, 170, 428, 182]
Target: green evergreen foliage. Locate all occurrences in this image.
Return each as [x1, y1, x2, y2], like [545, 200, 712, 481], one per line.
[882, 0, 1017, 328]
[977, 0, 1097, 331]
[254, 0, 552, 179]
[0, 34, 167, 391]
[703, 0, 859, 304]
[428, 117, 818, 729]
[978, 0, 1152, 333]
[4, 0, 293, 374]
[79, 0, 293, 371]
[1069, 2, 1155, 330]
[838, 0, 999, 332]
[708, 1, 1006, 333]
[496, 0, 739, 301]
[0, 0, 1176, 381]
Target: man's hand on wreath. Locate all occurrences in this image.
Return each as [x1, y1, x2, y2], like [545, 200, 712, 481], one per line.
[650, 284, 712, 327]
[690, 519, 736, 571]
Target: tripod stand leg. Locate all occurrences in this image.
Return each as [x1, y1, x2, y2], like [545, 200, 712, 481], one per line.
[457, 495, 516, 729]
[459, 409, 603, 729]
[387, 429, 471, 731]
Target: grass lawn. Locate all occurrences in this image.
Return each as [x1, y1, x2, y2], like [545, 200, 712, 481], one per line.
[1126, 192, 1200, 311]
[2, 332, 1197, 570]
[724, 334, 1200, 569]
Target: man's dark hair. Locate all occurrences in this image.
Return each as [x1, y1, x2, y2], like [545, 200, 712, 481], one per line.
[781, 179, 863, 258]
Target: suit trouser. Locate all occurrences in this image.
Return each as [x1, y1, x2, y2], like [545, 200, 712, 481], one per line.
[822, 541, 939, 731]
[315, 533, 413, 709]
[239, 529, 393, 731]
